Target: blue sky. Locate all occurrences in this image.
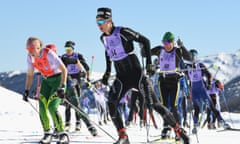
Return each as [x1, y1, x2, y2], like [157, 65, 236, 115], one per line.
[0, 0, 239, 73]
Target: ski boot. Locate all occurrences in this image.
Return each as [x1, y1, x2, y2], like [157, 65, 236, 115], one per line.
[161, 126, 171, 139]
[208, 123, 216, 129]
[192, 123, 199, 134]
[125, 121, 131, 128]
[88, 126, 98, 136]
[104, 119, 107, 124]
[64, 123, 71, 132]
[75, 121, 81, 131]
[56, 131, 69, 144]
[218, 120, 231, 129]
[174, 127, 190, 144]
[140, 120, 144, 128]
[40, 130, 52, 144]
[223, 122, 231, 129]
[114, 128, 130, 144]
[114, 137, 130, 144]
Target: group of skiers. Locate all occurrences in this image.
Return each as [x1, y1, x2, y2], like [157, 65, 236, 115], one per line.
[22, 7, 230, 144]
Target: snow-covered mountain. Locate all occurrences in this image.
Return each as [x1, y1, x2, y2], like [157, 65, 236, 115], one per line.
[198, 49, 240, 83]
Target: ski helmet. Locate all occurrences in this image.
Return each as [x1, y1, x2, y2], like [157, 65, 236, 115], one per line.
[162, 32, 175, 42]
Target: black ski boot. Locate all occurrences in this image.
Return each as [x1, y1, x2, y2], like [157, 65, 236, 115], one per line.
[75, 121, 81, 131]
[175, 127, 190, 144]
[161, 126, 171, 139]
[192, 123, 199, 134]
[114, 137, 130, 144]
[88, 126, 98, 136]
[140, 120, 144, 128]
[40, 131, 52, 144]
[64, 123, 71, 132]
[114, 128, 130, 144]
[56, 131, 69, 144]
[219, 120, 231, 129]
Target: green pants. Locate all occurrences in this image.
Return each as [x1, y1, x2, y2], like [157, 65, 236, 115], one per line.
[39, 75, 64, 131]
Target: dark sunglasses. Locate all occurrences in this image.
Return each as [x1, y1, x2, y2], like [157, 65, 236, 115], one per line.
[191, 52, 198, 56]
[96, 19, 107, 25]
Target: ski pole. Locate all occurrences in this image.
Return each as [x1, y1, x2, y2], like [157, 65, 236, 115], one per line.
[90, 55, 95, 77]
[221, 88, 234, 127]
[27, 100, 39, 114]
[62, 98, 117, 141]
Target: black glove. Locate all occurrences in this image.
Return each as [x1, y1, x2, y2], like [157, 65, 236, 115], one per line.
[146, 64, 155, 76]
[56, 84, 66, 99]
[85, 81, 92, 88]
[23, 90, 29, 102]
[87, 77, 90, 82]
[206, 84, 212, 90]
[102, 72, 110, 85]
[177, 38, 184, 47]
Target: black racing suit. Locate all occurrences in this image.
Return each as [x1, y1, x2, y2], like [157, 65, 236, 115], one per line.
[150, 46, 192, 127]
[61, 54, 93, 129]
[100, 26, 184, 132]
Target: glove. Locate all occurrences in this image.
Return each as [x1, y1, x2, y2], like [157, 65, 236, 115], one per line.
[85, 81, 92, 88]
[146, 64, 155, 76]
[102, 72, 110, 85]
[23, 90, 29, 102]
[56, 84, 66, 99]
[177, 38, 184, 47]
[87, 77, 90, 82]
[207, 84, 212, 90]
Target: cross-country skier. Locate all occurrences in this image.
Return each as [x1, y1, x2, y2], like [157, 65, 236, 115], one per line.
[205, 78, 224, 129]
[93, 81, 108, 125]
[187, 49, 229, 134]
[23, 37, 69, 144]
[61, 41, 90, 98]
[61, 42, 97, 135]
[149, 32, 192, 138]
[96, 8, 189, 144]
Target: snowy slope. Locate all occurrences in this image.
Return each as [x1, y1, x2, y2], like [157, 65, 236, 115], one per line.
[0, 86, 240, 144]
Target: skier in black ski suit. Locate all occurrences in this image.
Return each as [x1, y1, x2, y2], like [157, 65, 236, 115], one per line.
[96, 7, 189, 144]
[61, 41, 97, 136]
[149, 32, 192, 138]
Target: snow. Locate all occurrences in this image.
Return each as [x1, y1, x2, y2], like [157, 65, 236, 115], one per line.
[0, 86, 240, 144]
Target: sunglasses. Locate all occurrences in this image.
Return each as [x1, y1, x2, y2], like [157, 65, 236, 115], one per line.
[191, 52, 198, 56]
[163, 41, 172, 46]
[96, 19, 107, 25]
[65, 47, 73, 50]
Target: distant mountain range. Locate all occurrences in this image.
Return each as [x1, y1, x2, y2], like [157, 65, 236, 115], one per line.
[1, 50, 240, 112]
